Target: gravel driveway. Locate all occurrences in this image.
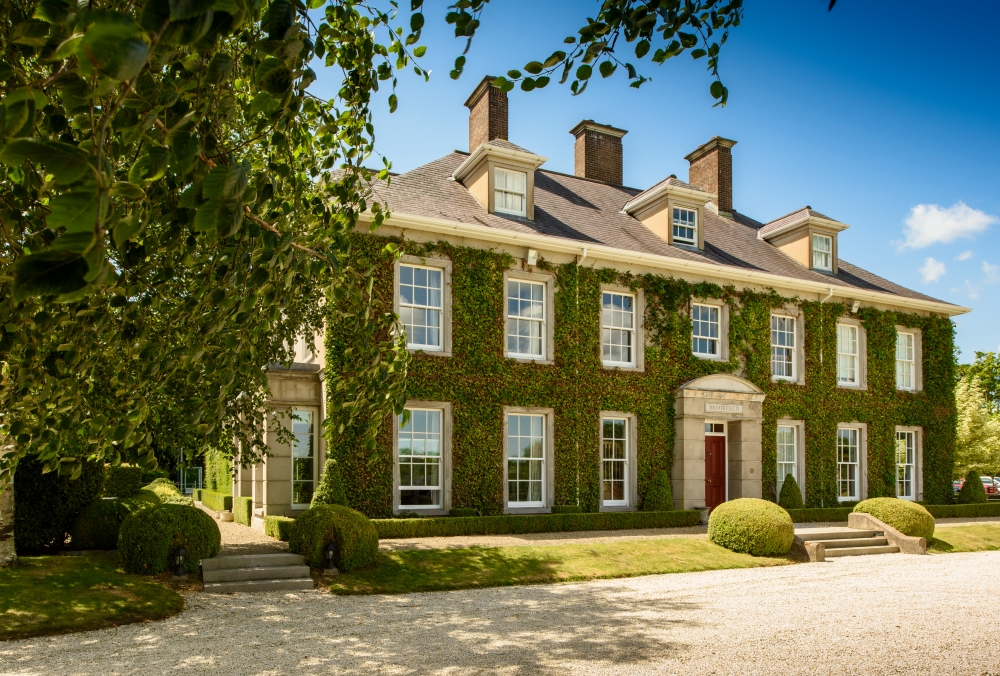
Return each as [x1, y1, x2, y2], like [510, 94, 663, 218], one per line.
[3, 550, 998, 675]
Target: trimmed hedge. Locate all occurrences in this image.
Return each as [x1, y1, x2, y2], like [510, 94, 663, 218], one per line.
[144, 478, 181, 503]
[373, 509, 701, 539]
[784, 507, 853, 523]
[449, 508, 479, 517]
[13, 453, 106, 554]
[311, 459, 348, 507]
[643, 471, 673, 511]
[192, 488, 203, 502]
[201, 490, 233, 513]
[957, 471, 988, 504]
[264, 515, 294, 541]
[853, 498, 935, 540]
[104, 465, 143, 498]
[708, 499, 794, 556]
[550, 505, 583, 514]
[68, 491, 160, 550]
[923, 502, 1000, 518]
[777, 475, 803, 510]
[118, 504, 221, 574]
[289, 505, 378, 571]
[234, 497, 252, 526]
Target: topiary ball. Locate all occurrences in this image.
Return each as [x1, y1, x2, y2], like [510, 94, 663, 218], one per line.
[777, 474, 804, 510]
[288, 504, 378, 572]
[853, 498, 935, 541]
[118, 504, 220, 574]
[956, 471, 988, 505]
[708, 498, 794, 556]
[643, 470, 673, 511]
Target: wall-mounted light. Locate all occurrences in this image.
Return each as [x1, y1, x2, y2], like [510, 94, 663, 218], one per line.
[527, 249, 538, 266]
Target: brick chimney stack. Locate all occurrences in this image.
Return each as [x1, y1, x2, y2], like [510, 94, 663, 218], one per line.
[465, 76, 508, 151]
[685, 136, 737, 216]
[569, 120, 628, 186]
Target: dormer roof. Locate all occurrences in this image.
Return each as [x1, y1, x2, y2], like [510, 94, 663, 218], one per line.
[758, 206, 849, 240]
[622, 175, 714, 216]
[451, 139, 547, 183]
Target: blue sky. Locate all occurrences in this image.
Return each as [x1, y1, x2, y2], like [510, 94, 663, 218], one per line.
[312, 1, 1000, 361]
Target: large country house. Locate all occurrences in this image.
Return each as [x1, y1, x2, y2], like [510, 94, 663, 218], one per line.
[235, 77, 967, 524]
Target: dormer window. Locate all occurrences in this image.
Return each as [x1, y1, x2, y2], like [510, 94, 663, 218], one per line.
[495, 168, 527, 217]
[672, 207, 698, 245]
[812, 234, 833, 272]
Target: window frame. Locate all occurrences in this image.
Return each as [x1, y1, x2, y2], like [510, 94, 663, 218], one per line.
[775, 420, 806, 502]
[503, 407, 555, 514]
[599, 412, 638, 511]
[394, 255, 453, 357]
[671, 205, 698, 246]
[836, 318, 867, 389]
[811, 233, 833, 272]
[895, 426, 923, 501]
[600, 285, 645, 371]
[503, 270, 555, 364]
[836, 422, 868, 503]
[894, 327, 923, 392]
[770, 314, 797, 382]
[290, 408, 318, 510]
[691, 300, 729, 361]
[494, 167, 527, 217]
[392, 401, 453, 516]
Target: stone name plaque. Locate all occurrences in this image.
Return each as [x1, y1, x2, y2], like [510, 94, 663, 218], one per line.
[705, 402, 743, 414]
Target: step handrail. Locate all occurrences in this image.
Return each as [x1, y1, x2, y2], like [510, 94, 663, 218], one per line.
[847, 512, 927, 554]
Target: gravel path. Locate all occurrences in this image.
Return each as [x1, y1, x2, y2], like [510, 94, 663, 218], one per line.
[197, 506, 287, 556]
[3, 550, 998, 675]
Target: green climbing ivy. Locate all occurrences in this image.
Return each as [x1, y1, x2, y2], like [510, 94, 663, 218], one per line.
[326, 234, 957, 518]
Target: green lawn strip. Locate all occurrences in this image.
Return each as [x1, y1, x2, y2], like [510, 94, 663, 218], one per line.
[928, 524, 1000, 554]
[0, 552, 184, 641]
[330, 538, 792, 595]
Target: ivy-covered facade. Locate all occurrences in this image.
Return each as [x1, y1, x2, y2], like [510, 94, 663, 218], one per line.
[236, 78, 966, 524]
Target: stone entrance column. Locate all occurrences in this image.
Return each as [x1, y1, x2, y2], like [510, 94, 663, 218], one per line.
[672, 374, 765, 510]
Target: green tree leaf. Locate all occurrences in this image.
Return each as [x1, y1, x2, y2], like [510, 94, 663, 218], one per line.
[0, 138, 91, 183]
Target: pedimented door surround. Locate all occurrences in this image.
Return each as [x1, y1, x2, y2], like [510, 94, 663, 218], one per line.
[672, 374, 765, 510]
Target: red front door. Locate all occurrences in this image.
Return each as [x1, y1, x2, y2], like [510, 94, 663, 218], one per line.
[705, 435, 727, 511]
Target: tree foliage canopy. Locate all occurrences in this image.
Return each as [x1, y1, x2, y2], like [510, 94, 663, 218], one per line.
[955, 375, 1000, 478]
[1, 0, 749, 484]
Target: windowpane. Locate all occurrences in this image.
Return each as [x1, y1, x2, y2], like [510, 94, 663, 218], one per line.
[776, 425, 797, 497]
[602, 292, 635, 366]
[771, 315, 796, 379]
[399, 264, 444, 350]
[291, 410, 314, 507]
[812, 234, 833, 271]
[507, 280, 545, 358]
[673, 207, 697, 244]
[692, 304, 720, 357]
[495, 169, 527, 217]
[837, 324, 859, 385]
[837, 428, 860, 501]
[398, 408, 443, 508]
[896, 431, 916, 500]
[507, 414, 545, 507]
[896, 332, 915, 390]
[602, 417, 628, 505]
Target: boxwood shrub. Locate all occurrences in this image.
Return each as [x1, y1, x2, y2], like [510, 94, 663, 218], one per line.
[922, 502, 1000, 518]
[234, 497, 252, 526]
[192, 488, 203, 502]
[708, 499, 794, 556]
[289, 505, 378, 572]
[853, 498, 935, 540]
[201, 490, 233, 513]
[104, 465, 144, 498]
[118, 504, 221, 574]
[643, 471, 673, 511]
[550, 505, 583, 514]
[311, 458, 348, 507]
[144, 478, 181, 502]
[957, 471, 988, 504]
[449, 508, 479, 517]
[264, 515, 294, 541]
[777, 475, 803, 510]
[69, 499, 131, 550]
[373, 509, 700, 539]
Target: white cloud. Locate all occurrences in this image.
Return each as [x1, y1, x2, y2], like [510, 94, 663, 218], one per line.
[984, 261, 1000, 283]
[899, 201, 998, 249]
[956, 250, 974, 261]
[919, 257, 946, 283]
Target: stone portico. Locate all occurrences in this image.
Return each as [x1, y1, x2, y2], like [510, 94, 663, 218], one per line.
[672, 374, 765, 510]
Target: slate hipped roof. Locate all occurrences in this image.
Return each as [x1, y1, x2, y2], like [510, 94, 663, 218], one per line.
[374, 150, 953, 307]
[757, 206, 845, 239]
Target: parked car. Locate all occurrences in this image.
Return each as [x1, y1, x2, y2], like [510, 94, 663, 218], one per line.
[985, 476, 998, 496]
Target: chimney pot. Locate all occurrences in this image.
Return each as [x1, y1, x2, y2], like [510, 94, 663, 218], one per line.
[569, 120, 628, 186]
[684, 136, 737, 216]
[465, 76, 508, 151]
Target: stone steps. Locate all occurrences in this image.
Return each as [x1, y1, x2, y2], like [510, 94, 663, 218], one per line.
[795, 526, 900, 559]
[201, 553, 314, 593]
[824, 544, 900, 558]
